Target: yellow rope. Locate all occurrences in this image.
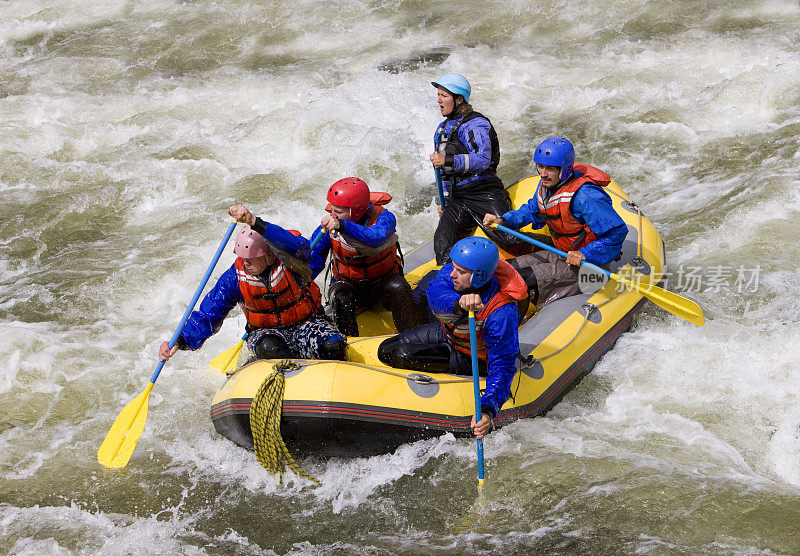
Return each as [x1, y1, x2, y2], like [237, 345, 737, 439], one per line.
[249, 359, 320, 485]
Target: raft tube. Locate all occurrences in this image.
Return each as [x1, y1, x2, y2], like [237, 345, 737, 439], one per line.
[210, 174, 665, 456]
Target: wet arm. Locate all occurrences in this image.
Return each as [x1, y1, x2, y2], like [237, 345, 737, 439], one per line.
[339, 208, 397, 247]
[572, 186, 628, 265]
[426, 264, 462, 318]
[252, 217, 311, 262]
[480, 304, 520, 417]
[501, 195, 547, 230]
[179, 265, 242, 350]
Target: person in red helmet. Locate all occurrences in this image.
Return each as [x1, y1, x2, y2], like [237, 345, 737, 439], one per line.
[159, 204, 347, 363]
[309, 177, 424, 337]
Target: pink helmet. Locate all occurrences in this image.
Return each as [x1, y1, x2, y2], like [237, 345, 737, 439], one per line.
[234, 226, 270, 259]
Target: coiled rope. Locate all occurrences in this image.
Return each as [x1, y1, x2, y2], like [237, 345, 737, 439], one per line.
[249, 359, 320, 484]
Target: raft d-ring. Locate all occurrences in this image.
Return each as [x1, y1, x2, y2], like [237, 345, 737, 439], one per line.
[581, 303, 602, 324]
[407, 374, 440, 398]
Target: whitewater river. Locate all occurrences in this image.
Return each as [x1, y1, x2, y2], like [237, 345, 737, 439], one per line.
[2, 0, 799, 553]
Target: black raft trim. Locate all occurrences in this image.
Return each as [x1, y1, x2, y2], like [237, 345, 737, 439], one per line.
[211, 398, 473, 432]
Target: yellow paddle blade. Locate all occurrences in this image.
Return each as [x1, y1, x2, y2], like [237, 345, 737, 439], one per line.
[223, 347, 241, 374]
[209, 339, 244, 373]
[610, 272, 705, 326]
[97, 383, 153, 468]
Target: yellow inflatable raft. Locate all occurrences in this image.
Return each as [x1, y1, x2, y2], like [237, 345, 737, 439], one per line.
[210, 174, 664, 456]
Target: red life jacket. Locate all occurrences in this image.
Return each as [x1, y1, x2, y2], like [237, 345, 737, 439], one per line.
[536, 163, 611, 252]
[234, 257, 321, 329]
[439, 259, 528, 361]
[329, 194, 402, 282]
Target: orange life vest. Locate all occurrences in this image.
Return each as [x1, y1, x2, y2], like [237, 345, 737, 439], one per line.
[234, 257, 321, 329]
[329, 196, 402, 282]
[439, 259, 528, 361]
[536, 163, 611, 253]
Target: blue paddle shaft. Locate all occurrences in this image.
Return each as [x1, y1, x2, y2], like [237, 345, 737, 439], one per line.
[149, 221, 238, 384]
[494, 223, 610, 278]
[309, 229, 326, 251]
[469, 313, 485, 481]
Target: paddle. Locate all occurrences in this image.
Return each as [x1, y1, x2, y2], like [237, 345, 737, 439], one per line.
[468, 310, 486, 505]
[434, 167, 446, 209]
[209, 332, 248, 374]
[309, 228, 326, 251]
[98, 221, 239, 468]
[491, 223, 705, 326]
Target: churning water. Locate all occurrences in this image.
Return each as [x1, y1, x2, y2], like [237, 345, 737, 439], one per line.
[1, 0, 799, 553]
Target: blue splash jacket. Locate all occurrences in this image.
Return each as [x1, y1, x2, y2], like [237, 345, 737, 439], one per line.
[427, 264, 520, 418]
[434, 114, 497, 194]
[309, 204, 397, 280]
[501, 173, 627, 265]
[178, 220, 311, 350]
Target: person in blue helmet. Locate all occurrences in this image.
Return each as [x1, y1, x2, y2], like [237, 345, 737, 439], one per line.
[429, 73, 516, 265]
[158, 204, 347, 364]
[483, 137, 628, 308]
[377, 237, 528, 439]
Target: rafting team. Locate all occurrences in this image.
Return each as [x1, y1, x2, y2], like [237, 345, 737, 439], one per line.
[158, 73, 628, 440]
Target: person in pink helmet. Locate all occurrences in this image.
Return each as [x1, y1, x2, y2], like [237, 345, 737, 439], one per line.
[159, 204, 346, 363]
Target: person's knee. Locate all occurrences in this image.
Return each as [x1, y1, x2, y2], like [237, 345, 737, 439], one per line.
[254, 333, 292, 359]
[383, 275, 413, 309]
[329, 281, 356, 307]
[378, 339, 419, 369]
[318, 335, 347, 361]
[328, 281, 360, 336]
[383, 275, 409, 295]
[377, 336, 401, 366]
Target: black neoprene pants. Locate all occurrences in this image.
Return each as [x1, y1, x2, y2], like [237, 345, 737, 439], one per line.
[434, 175, 512, 265]
[328, 274, 424, 337]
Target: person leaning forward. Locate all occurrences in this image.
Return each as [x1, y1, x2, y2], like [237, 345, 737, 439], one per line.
[159, 204, 347, 363]
[377, 237, 528, 439]
[429, 73, 514, 265]
[309, 177, 424, 337]
[483, 137, 628, 308]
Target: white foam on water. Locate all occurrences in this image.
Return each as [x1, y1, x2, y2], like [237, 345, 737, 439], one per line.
[161, 424, 465, 514]
[0, 502, 230, 555]
[562, 317, 800, 487]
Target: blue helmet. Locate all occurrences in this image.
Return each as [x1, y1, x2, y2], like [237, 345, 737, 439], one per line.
[449, 237, 499, 288]
[533, 137, 575, 183]
[431, 73, 471, 102]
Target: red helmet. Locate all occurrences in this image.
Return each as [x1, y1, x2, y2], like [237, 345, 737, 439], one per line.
[327, 177, 370, 221]
[234, 226, 270, 259]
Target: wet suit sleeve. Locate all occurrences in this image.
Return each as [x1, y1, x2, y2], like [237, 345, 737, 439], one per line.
[480, 303, 520, 418]
[501, 193, 547, 230]
[309, 224, 332, 280]
[450, 116, 493, 175]
[425, 264, 462, 318]
[179, 264, 242, 350]
[570, 185, 628, 265]
[339, 206, 397, 247]
[251, 217, 311, 262]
